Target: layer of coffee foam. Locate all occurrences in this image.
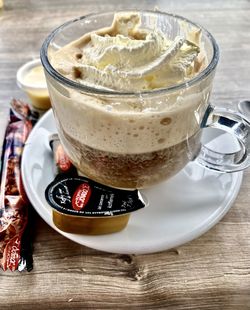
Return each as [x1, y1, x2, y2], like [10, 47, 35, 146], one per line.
[48, 80, 212, 154]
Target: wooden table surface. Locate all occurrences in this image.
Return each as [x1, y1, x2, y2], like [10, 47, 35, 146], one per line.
[0, 0, 250, 309]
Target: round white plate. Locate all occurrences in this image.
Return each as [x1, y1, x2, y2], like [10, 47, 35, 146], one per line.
[21, 109, 243, 254]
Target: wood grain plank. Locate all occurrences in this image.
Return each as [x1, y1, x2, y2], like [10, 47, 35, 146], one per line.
[0, 1, 250, 309]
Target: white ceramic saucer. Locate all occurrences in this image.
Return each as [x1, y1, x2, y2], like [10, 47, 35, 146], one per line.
[21, 110, 243, 254]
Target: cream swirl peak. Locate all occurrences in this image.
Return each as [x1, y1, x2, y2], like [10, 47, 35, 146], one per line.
[52, 13, 206, 91]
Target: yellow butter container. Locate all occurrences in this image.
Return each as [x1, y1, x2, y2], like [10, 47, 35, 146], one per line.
[16, 59, 51, 110]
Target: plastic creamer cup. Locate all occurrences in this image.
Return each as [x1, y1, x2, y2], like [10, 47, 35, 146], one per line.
[46, 134, 147, 235]
[45, 176, 146, 235]
[16, 59, 51, 110]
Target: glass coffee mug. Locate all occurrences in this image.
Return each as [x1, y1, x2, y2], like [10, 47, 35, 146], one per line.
[41, 11, 250, 189]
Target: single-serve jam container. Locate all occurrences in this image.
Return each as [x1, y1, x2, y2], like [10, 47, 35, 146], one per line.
[46, 134, 146, 235]
[45, 177, 146, 235]
[16, 59, 51, 110]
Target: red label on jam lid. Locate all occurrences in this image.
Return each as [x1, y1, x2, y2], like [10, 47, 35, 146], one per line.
[72, 183, 92, 211]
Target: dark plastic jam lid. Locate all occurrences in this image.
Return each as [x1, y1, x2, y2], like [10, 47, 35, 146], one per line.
[45, 176, 146, 217]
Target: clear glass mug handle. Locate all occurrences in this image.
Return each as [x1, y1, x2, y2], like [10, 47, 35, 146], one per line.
[196, 105, 250, 172]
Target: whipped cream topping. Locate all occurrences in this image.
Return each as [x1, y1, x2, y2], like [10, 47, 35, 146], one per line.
[52, 13, 206, 92]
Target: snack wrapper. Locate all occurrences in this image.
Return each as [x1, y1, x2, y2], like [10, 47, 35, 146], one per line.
[0, 99, 38, 271]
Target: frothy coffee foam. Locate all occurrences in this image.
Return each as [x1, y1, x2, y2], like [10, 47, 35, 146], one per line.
[49, 13, 210, 155]
[48, 82, 211, 154]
